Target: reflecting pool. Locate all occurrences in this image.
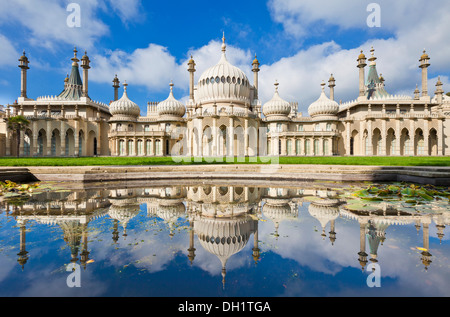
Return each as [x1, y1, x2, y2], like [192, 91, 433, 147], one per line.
[0, 180, 449, 297]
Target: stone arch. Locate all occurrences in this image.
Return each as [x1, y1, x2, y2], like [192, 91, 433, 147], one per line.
[429, 128, 438, 156]
[51, 128, 61, 156]
[24, 129, 32, 157]
[78, 130, 85, 156]
[400, 128, 411, 156]
[218, 125, 227, 157]
[372, 128, 382, 156]
[386, 128, 396, 156]
[415, 128, 425, 155]
[234, 125, 244, 157]
[119, 139, 125, 156]
[350, 130, 359, 156]
[362, 129, 369, 156]
[203, 125, 213, 156]
[65, 129, 74, 156]
[37, 129, 46, 156]
[87, 130, 96, 156]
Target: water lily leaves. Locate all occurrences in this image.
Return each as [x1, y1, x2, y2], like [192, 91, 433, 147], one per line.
[344, 182, 450, 214]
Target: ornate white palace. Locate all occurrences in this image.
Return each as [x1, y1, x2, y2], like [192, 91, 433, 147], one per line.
[2, 35, 449, 157]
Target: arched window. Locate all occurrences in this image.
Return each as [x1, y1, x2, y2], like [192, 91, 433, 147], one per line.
[296, 139, 302, 155]
[314, 139, 320, 155]
[287, 139, 292, 155]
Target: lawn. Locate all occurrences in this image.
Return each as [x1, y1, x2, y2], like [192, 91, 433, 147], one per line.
[0, 156, 449, 166]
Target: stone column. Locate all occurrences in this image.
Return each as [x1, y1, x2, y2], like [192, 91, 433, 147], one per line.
[60, 122, 66, 156]
[46, 120, 52, 156]
[346, 122, 350, 156]
[395, 119, 401, 156]
[438, 119, 444, 155]
[32, 121, 38, 156]
[244, 118, 249, 156]
[19, 130, 24, 157]
[213, 117, 218, 156]
[424, 120, 429, 155]
[381, 119, 387, 156]
[229, 117, 234, 157]
[74, 121, 79, 156]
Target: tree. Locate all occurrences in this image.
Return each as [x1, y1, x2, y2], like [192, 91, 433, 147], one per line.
[446, 92, 450, 97]
[5, 115, 30, 157]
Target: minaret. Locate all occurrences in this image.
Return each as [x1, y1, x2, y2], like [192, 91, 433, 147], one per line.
[80, 223, 90, 270]
[357, 220, 368, 272]
[435, 76, 444, 104]
[252, 221, 260, 265]
[187, 219, 196, 265]
[17, 219, 29, 271]
[187, 55, 196, 103]
[421, 220, 432, 270]
[18, 50, 30, 100]
[80, 50, 90, 98]
[328, 219, 336, 245]
[419, 50, 430, 100]
[328, 74, 336, 101]
[357, 50, 367, 101]
[112, 74, 120, 101]
[252, 54, 260, 100]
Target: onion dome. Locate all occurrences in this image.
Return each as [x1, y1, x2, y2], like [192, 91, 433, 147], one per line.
[420, 49, 429, 61]
[195, 34, 251, 105]
[157, 82, 186, 118]
[109, 81, 140, 118]
[308, 82, 339, 118]
[194, 215, 255, 288]
[262, 81, 292, 120]
[358, 50, 366, 60]
[308, 202, 339, 238]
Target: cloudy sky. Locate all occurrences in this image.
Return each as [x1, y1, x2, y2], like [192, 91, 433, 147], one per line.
[0, 0, 449, 115]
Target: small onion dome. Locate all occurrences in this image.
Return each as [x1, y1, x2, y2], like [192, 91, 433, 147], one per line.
[109, 81, 140, 118]
[358, 50, 366, 60]
[252, 54, 260, 66]
[308, 82, 339, 118]
[420, 49, 429, 60]
[262, 81, 292, 119]
[157, 82, 186, 117]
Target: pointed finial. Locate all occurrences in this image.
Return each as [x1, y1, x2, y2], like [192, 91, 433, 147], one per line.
[169, 80, 174, 93]
[321, 80, 326, 91]
[123, 80, 128, 91]
[221, 32, 226, 53]
[274, 80, 279, 92]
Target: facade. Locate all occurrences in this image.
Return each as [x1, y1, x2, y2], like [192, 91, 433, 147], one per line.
[2, 37, 449, 158]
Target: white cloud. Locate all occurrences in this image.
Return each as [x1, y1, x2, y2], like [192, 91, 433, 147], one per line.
[260, 0, 450, 113]
[89, 39, 253, 98]
[0, 33, 19, 68]
[0, 0, 143, 51]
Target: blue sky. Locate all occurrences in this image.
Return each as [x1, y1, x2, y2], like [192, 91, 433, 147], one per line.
[0, 0, 449, 114]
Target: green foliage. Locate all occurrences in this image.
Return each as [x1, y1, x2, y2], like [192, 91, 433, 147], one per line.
[344, 182, 450, 214]
[5, 115, 30, 131]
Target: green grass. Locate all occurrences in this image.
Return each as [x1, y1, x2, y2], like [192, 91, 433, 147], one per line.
[0, 156, 449, 167]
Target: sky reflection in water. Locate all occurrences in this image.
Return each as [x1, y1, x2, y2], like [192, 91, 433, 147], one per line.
[0, 181, 449, 297]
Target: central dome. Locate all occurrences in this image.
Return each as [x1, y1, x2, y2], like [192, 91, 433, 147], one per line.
[195, 35, 251, 105]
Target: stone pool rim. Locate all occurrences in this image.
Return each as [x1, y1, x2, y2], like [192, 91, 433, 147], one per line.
[2, 164, 450, 186]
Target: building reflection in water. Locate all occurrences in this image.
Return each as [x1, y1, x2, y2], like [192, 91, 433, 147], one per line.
[1, 183, 449, 287]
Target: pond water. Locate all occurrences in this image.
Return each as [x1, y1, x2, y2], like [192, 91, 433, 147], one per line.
[0, 180, 449, 297]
